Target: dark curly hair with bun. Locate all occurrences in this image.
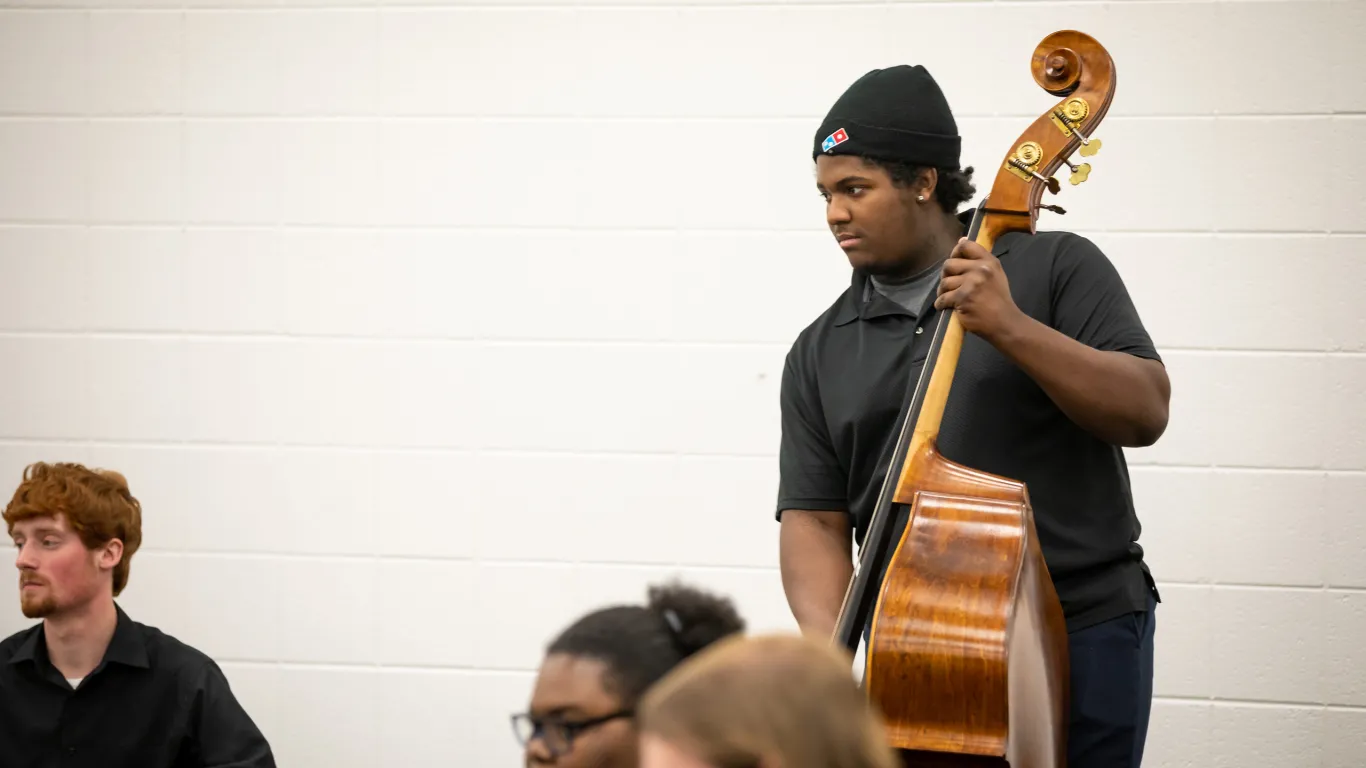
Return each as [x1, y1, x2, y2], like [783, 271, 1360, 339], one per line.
[545, 580, 746, 705]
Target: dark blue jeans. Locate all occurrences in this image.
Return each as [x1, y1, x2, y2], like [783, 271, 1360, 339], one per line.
[1066, 591, 1158, 768]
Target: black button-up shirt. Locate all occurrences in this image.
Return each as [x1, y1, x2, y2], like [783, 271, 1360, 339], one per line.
[0, 603, 275, 768]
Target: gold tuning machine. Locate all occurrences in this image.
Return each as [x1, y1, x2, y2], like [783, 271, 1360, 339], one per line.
[1006, 140, 1061, 194]
[1051, 100, 1102, 157]
[1062, 157, 1092, 185]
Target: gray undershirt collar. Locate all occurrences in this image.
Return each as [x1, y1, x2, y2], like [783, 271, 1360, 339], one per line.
[864, 260, 942, 318]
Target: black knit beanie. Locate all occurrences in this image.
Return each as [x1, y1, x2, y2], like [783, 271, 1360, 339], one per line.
[812, 65, 961, 169]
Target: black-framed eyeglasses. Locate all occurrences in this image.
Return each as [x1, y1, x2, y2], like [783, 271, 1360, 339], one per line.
[510, 709, 634, 757]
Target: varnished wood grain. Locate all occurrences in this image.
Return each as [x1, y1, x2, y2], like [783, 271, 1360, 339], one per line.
[869, 444, 1068, 766]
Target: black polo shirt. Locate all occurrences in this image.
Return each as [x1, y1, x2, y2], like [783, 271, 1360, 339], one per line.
[0, 603, 275, 768]
[776, 210, 1161, 633]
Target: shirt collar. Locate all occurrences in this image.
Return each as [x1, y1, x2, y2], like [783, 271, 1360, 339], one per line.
[7, 622, 44, 666]
[6, 602, 149, 671]
[104, 603, 151, 669]
[833, 208, 1017, 327]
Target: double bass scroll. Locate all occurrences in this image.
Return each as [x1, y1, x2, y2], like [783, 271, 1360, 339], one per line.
[831, 30, 1118, 768]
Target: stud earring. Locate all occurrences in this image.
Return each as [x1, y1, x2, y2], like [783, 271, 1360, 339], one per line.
[916, 195, 925, 202]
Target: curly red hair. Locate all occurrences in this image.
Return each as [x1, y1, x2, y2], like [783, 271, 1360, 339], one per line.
[3, 462, 143, 595]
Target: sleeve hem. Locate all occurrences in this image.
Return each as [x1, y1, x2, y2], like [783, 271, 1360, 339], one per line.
[775, 500, 849, 521]
[1113, 347, 1163, 363]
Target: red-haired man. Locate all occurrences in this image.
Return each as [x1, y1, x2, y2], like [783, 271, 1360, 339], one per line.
[0, 461, 275, 767]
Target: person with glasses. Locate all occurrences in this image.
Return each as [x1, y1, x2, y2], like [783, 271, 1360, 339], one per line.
[512, 580, 745, 767]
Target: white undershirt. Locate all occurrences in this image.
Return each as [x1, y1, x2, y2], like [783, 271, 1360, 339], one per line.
[67, 678, 82, 689]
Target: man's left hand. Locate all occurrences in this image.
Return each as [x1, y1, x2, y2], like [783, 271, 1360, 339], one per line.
[935, 237, 1025, 343]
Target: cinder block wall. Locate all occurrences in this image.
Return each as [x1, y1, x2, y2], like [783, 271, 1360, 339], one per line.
[1, 2, 1362, 765]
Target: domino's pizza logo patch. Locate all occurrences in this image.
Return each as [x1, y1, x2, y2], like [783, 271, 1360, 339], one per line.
[822, 127, 849, 152]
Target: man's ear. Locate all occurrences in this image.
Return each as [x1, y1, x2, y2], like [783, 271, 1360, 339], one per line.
[97, 538, 124, 572]
[916, 167, 939, 201]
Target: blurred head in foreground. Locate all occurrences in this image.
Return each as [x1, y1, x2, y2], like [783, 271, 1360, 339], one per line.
[636, 632, 898, 768]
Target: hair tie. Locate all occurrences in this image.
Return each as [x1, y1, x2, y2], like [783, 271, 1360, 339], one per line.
[662, 608, 682, 635]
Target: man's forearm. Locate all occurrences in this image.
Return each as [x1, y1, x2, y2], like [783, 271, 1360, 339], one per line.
[779, 511, 854, 639]
[988, 311, 1170, 447]
[787, 563, 852, 639]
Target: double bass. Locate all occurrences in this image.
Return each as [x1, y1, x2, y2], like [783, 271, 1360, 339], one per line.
[831, 30, 1117, 767]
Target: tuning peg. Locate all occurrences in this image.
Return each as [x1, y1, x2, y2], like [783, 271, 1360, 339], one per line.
[1070, 122, 1101, 156]
[1008, 156, 1063, 194]
[1062, 157, 1092, 185]
[1036, 203, 1066, 215]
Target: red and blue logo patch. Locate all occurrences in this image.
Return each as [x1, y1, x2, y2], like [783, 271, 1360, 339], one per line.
[822, 127, 849, 152]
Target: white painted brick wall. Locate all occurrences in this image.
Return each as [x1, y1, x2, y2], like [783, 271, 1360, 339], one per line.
[1, 1, 1363, 765]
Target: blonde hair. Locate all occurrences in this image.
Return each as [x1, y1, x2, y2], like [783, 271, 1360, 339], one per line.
[637, 632, 898, 768]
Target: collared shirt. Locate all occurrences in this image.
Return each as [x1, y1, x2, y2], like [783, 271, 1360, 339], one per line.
[0, 603, 275, 768]
[776, 209, 1162, 632]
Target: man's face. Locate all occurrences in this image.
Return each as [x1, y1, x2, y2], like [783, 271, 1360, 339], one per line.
[815, 154, 931, 277]
[10, 514, 114, 619]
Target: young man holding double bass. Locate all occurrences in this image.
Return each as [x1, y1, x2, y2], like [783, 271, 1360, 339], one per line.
[775, 64, 1169, 767]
